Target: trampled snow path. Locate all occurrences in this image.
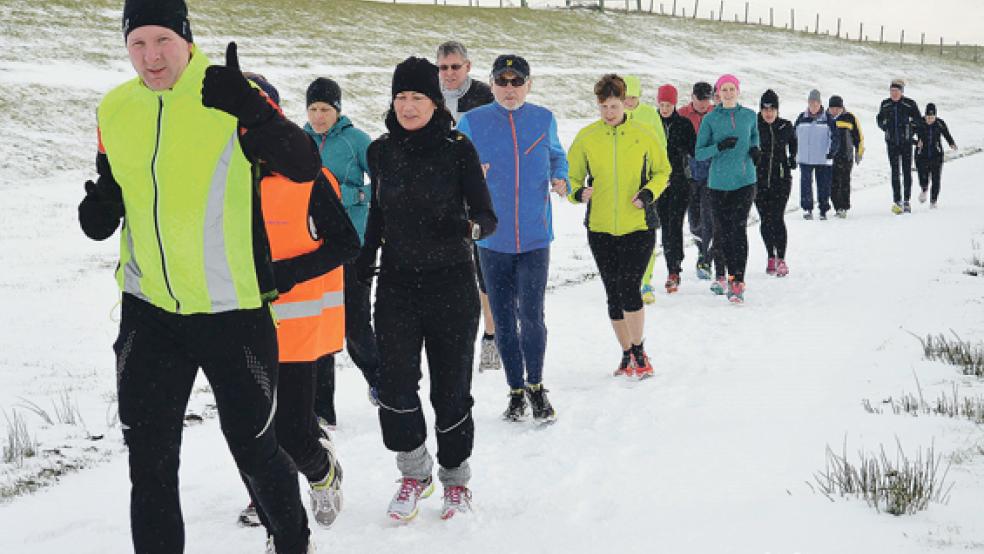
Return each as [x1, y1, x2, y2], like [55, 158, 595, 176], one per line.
[2, 150, 984, 552]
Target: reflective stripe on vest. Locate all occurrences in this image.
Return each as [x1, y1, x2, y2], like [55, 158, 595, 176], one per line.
[261, 168, 345, 362]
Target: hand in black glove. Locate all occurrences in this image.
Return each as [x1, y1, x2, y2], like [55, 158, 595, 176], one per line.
[272, 261, 297, 295]
[748, 146, 761, 165]
[79, 178, 124, 240]
[202, 42, 272, 128]
[825, 152, 834, 160]
[789, 160, 798, 171]
[717, 137, 738, 151]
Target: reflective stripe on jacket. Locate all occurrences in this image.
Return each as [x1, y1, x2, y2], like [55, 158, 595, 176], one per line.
[98, 46, 264, 314]
[261, 168, 345, 362]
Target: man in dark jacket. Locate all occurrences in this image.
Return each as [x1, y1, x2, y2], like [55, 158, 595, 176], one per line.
[438, 40, 494, 122]
[914, 103, 958, 207]
[645, 84, 696, 295]
[828, 95, 864, 218]
[436, 40, 500, 372]
[876, 79, 920, 213]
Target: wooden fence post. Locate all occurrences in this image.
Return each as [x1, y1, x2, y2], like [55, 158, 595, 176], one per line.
[744, 2, 748, 23]
[836, 18, 841, 38]
[790, 9, 795, 32]
[693, 0, 699, 18]
[770, 7, 774, 27]
[880, 25, 884, 44]
[672, 0, 677, 16]
[719, 0, 723, 21]
[956, 41, 960, 60]
[920, 32, 925, 52]
[900, 29, 904, 48]
[814, 13, 819, 34]
[858, 22, 863, 42]
[940, 36, 944, 55]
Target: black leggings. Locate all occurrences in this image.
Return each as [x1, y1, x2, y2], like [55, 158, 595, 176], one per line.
[917, 158, 943, 202]
[587, 229, 656, 320]
[754, 179, 791, 259]
[709, 185, 756, 283]
[655, 181, 690, 274]
[831, 158, 853, 211]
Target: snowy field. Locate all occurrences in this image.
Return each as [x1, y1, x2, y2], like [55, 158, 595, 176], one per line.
[2, 0, 984, 552]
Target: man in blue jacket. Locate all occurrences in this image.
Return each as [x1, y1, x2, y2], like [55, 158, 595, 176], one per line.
[457, 55, 568, 424]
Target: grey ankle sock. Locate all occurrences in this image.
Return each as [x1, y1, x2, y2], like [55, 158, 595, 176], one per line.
[396, 444, 433, 481]
[438, 461, 471, 488]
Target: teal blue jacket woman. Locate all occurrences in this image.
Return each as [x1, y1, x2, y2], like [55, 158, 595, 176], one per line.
[304, 116, 372, 243]
[695, 104, 760, 191]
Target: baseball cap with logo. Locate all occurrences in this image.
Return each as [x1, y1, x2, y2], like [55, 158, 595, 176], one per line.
[491, 55, 530, 79]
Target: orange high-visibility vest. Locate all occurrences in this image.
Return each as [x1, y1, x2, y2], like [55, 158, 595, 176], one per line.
[261, 168, 345, 362]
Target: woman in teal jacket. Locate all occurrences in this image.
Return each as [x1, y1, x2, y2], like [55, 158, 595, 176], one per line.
[303, 77, 380, 427]
[694, 74, 760, 304]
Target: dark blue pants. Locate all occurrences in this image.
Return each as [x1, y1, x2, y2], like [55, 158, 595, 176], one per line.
[478, 247, 549, 390]
[888, 143, 914, 203]
[799, 164, 832, 214]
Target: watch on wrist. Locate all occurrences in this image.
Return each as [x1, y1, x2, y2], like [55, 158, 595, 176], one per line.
[470, 222, 481, 241]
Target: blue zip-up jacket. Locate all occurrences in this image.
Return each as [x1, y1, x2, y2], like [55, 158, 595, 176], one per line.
[694, 104, 760, 191]
[457, 102, 568, 254]
[304, 116, 372, 243]
[794, 108, 839, 166]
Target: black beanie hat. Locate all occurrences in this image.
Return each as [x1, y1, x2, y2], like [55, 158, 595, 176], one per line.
[122, 0, 193, 43]
[246, 73, 280, 106]
[829, 95, 844, 108]
[760, 89, 779, 109]
[391, 57, 443, 106]
[307, 78, 342, 112]
[925, 103, 937, 116]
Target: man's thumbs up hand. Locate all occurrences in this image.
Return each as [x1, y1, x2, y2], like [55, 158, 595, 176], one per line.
[202, 41, 269, 126]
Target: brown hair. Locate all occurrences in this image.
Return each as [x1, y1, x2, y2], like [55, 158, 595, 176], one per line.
[594, 74, 626, 102]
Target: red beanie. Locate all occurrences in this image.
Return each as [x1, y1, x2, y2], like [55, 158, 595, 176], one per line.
[657, 84, 678, 105]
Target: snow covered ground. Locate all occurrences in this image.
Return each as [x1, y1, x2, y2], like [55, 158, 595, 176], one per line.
[2, 0, 984, 552]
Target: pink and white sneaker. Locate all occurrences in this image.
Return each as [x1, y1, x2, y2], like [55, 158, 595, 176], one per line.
[440, 485, 473, 520]
[387, 476, 435, 521]
[775, 259, 789, 277]
[766, 257, 777, 275]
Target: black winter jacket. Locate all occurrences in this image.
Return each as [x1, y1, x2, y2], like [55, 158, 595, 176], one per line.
[876, 96, 920, 145]
[457, 80, 495, 115]
[756, 115, 798, 188]
[360, 108, 497, 282]
[831, 111, 864, 162]
[660, 110, 697, 186]
[913, 119, 956, 161]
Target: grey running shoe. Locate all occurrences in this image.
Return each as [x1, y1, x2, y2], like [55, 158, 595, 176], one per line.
[309, 439, 343, 527]
[440, 485, 473, 520]
[478, 336, 502, 372]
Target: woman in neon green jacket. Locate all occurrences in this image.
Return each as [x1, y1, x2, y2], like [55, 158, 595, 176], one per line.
[567, 74, 671, 380]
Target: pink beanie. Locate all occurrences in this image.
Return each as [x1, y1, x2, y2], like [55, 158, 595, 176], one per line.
[714, 74, 740, 93]
[657, 84, 678, 105]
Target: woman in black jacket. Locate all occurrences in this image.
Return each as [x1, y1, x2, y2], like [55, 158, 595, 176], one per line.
[914, 103, 958, 207]
[357, 57, 496, 523]
[755, 89, 798, 277]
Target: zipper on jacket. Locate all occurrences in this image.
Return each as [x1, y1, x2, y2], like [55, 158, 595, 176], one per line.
[612, 127, 619, 234]
[152, 96, 180, 312]
[509, 113, 521, 252]
[767, 124, 775, 188]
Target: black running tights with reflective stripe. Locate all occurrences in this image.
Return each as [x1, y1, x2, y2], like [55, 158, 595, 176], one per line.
[587, 229, 656, 320]
[709, 185, 757, 283]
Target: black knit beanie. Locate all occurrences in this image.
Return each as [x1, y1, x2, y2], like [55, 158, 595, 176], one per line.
[760, 89, 779, 109]
[122, 0, 193, 43]
[829, 95, 844, 108]
[391, 57, 443, 106]
[246, 73, 280, 106]
[306, 78, 342, 112]
[925, 103, 937, 116]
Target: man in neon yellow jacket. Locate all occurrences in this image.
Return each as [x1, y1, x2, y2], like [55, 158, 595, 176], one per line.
[77, 1, 317, 552]
[567, 74, 671, 380]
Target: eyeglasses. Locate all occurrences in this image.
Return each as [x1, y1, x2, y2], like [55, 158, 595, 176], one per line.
[494, 76, 527, 88]
[439, 64, 464, 71]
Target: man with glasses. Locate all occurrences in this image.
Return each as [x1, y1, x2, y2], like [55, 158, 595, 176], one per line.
[438, 40, 494, 122]
[456, 55, 568, 424]
[437, 40, 500, 373]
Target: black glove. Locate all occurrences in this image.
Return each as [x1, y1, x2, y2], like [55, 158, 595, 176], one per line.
[635, 188, 654, 206]
[272, 261, 297, 295]
[748, 146, 761, 165]
[825, 152, 834, 160]
[789, 159, 797, 171]
[717, 137, 738, 151]
[79, 179, 124, 240]
[202, 42, 272, 128]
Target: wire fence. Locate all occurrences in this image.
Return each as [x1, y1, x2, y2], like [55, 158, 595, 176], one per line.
[386, 0, 982, 64]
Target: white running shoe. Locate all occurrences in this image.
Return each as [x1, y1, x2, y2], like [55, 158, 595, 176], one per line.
[387, 476, 434, 521]
[478, 336, 502, 372]
[440, 485, 473, 520]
